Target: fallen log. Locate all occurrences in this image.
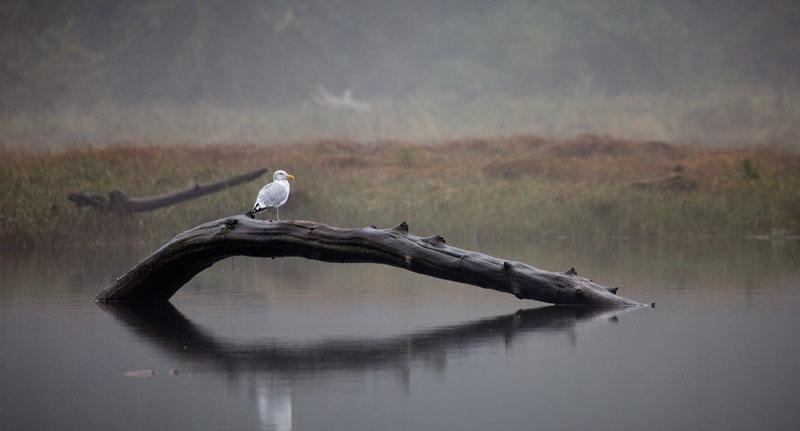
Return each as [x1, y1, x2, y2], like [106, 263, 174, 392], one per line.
[68, 167, 268, 213]
[95, 217, 645, 306]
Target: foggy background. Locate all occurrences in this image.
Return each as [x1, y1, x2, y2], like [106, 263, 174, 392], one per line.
[2, 0, 799, 147]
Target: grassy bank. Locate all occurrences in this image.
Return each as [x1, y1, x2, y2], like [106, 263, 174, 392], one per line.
[1, 134, 799, 247]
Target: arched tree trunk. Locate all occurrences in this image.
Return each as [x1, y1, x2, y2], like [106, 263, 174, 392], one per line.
[95, 217, 645, 306]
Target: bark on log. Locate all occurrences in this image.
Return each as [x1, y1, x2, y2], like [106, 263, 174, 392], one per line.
[68, 167, 268, 213]
[95, 217, 645, 306]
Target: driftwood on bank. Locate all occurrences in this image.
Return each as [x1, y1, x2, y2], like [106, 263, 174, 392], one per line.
[68, 167, 268, 213]
[95, 217, 645, 306]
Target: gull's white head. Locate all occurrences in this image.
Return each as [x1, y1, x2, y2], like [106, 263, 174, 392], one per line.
[273, 170, 295, 181]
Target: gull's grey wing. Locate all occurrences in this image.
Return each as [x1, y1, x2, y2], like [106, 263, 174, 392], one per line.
[253, 181, 286, 210]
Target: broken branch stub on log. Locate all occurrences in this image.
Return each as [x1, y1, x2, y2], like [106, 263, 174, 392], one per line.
[68, 167, 268, 213]
[95, 217, 644, 306]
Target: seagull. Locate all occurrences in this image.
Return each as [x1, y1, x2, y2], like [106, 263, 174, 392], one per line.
[246, 170, 295, 220]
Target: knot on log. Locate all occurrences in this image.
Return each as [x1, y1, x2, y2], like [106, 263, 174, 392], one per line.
[222, 218, 238, 231]
[109, 189, 131, 213]
[422, 235, 446, 247]
[564, 267, 578, 276]
[390, 221, 409, 233]
[110, 188, 129, 200]
[67, 192, 108, 210]
[503, 261, 514, 272]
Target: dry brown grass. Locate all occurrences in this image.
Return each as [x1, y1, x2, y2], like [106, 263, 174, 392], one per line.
[2, 134, 799, 247]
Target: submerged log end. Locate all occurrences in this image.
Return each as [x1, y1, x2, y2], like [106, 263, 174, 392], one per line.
[509, 269, 638, 306]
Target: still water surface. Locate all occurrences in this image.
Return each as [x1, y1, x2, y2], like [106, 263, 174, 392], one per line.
[1, 238, 799, 430]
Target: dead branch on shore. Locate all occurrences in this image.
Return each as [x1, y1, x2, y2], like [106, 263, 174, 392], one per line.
[68, 167, 267, 213]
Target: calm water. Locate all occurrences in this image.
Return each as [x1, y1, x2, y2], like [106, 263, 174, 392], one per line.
[1, 238, 799, 431]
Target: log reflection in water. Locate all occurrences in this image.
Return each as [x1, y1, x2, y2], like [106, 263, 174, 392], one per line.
[100, 303, 635, 375]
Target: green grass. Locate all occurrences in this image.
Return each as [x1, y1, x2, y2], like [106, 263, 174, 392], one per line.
[1, 135, 799, 247]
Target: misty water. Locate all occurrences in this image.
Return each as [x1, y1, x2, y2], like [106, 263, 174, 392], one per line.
[2, 238, 799, 431]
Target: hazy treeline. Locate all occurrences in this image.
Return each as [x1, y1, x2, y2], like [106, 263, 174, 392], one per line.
[3, 0, 798, 111]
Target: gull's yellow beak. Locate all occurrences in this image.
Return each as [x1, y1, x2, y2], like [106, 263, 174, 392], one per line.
[287, 174, 295, 181]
